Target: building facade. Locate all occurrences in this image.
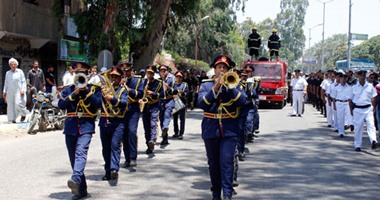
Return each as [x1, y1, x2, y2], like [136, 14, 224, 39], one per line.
[0, 0, 83, 94]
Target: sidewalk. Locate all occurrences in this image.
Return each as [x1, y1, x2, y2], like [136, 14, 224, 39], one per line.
[0, 114, 31, 136]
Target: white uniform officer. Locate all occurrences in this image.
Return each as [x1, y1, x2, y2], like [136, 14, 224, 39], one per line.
[329, 73, 340, 131]
[349, 70, 378, 151]
[321, 70, 334, 127]
[290, 69, 307, 117]
[332, 73, 352, 137]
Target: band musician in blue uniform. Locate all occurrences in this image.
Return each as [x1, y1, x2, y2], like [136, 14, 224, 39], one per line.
[58, 62, 102, 200]
[99, 66, 128, 181]
[198, 55, 246, 200]
[158, 64, 176, 145]
[120, 62, 144, 168]
[172, 70, 189, 140]
[141, 65, 164, 154]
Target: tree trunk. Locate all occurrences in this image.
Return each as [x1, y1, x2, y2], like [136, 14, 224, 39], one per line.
[131, 0, 171, 70]
[103, 0, 118, 54]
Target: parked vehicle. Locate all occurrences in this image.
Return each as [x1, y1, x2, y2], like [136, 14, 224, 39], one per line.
[335, 59, 376, 72]
[245, 58, 288, 109]
[27, 91, 65, 134]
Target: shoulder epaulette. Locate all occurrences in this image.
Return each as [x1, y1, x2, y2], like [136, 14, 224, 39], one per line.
[202, 79, 213, 83]
[254, 77, 261, 81]
[133, 75, 142, 78]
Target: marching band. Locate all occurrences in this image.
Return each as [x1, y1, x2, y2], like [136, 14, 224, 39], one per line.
[58, 55, 262, 200]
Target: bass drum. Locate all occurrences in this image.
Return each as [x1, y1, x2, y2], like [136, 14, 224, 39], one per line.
[172, 96, 186, 114]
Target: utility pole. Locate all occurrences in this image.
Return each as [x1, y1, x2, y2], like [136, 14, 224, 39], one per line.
[321, 2, 326, 71]
[317, 0, 335, 71]
[347, 0, 352, 70]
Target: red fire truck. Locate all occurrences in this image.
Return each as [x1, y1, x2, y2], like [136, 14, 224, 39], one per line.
[244, 59, 288, 109]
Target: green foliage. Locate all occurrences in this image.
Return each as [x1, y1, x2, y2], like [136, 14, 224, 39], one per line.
[351, 35, 380, 68]
[276, 0, 309, 67]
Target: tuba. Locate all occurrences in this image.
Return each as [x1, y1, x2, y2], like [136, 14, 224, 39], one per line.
[221, 71, 240, 89]
[99, 70, 120, 115]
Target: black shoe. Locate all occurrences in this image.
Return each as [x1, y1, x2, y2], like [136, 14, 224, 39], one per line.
[20, 116, 26, 122]
[238, 152, 245, 161]
[255, 130, 260, 134]
[110, 170, 118, 180]
[172, 134, 179, 138]
[350, 125, 354, 131]
[355, 147, 361, 152]
[371, 141, 378, 150]
[11, 120, 16, 123]
[145, 148, 153, 154]
[178, 135, 183, 140]
[334, 130, 338, 133]
[123, 161, 130, 168]
[67, 179, 79, 195]
[130, 159, 137, 167]
[160, 139, 169, 145]
[101, 174, 111, 181]
[298, 114, 302, 117]
[290, 114, 297, 117]
[344, 125, 349, 130]
[339, 134, 344, 138]
[147, 141, 155, 152]
[232, 180, 239, 187]
[71, 191, 88, 200]
[162, 127, 168, 137]
[327, 125, 332, 127]
[223, 195, 232, 200]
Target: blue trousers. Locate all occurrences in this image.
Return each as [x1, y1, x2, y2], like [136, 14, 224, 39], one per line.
[253, 107, 260, 130]
[142, 108, 159, 145]
[245, 108, 254, 135]
[237, 116, 246, 153]
[159, 103, 174, 130]
[123, 109, 140, 161]
[173, 107, 186, 135]
[100, 121, 124, 173]
[204, 136, 237, 197]
[65, 133, 92, 192]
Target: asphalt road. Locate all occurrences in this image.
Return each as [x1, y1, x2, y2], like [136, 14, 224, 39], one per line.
[1, 104, 380, 200]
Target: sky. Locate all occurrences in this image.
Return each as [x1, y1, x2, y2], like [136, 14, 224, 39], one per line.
[236, 0, 380, 49]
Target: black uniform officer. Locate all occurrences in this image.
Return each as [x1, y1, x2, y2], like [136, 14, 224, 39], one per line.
[120, 62, 144, 167]
[99, 66, 128, 181]
[141, 65, 165, 154]
[172, 70, 189, 139]
[58, 62, 102, 200]
[198, 55, 246, 200]
[247, 27, 261, 61]
[268, 29, 281, 61]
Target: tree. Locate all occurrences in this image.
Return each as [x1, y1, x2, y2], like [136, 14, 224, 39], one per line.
[53, 0, 248, 70]
[276, 0, 309, 66]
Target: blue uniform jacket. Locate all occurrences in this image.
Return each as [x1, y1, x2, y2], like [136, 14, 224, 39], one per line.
[58, 84, 102, 136]
[143, 78, 165, 111]
[174, 81, 189, 102]
[198, 79, 246, 139]
[160, 76, 177, 107]
[125, 75, 144, 112]
[99, 84, 129, 127]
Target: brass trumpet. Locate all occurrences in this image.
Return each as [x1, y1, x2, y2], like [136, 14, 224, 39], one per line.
[221, 71, 239, 89]
[74, 73, 88, 89]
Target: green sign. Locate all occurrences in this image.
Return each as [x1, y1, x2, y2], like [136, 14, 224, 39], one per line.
[58, 39, 90, 62]
[351, 33, 368, 40]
